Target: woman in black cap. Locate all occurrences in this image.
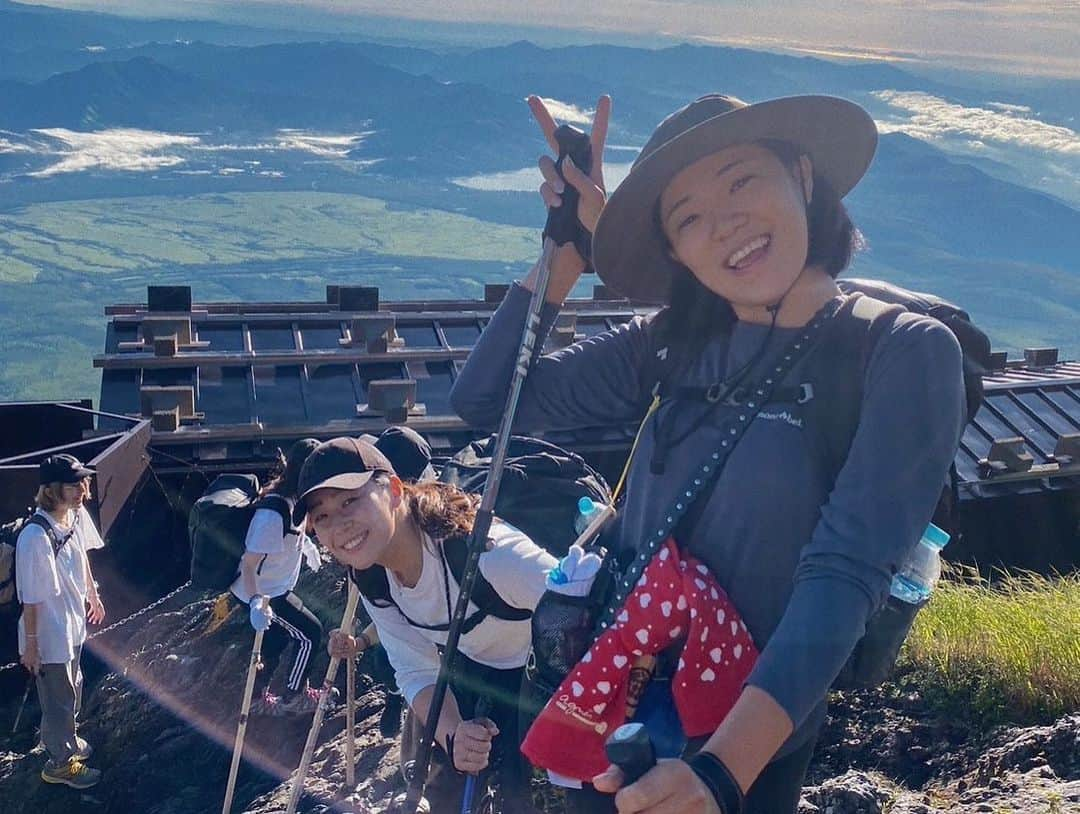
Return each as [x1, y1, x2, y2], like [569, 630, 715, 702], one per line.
[17, 454, 106, 789]
[451, 94, 965, 813]
[296, 436, 556, 812]
[231, 437, 325, 716]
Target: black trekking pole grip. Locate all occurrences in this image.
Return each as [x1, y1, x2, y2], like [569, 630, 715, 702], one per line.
[543, 124, 595, 268]
[605, 722, 658, 786]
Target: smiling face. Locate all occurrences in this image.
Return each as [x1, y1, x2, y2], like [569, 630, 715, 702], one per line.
[659, 142, 814, 317]
[305, 475, 403, 571]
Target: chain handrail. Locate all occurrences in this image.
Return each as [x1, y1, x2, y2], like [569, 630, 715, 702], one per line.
[0, 579, 193, 674]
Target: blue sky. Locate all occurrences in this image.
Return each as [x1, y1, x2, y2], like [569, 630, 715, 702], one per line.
[22, 0, 1080, 78]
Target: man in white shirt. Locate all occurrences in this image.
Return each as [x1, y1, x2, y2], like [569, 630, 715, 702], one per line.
[17, 454, 106, 789]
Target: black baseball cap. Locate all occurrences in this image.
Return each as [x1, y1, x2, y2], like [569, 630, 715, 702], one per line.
[39, 454, 95, 485]
[293, 437, 395, 524]
[374, 426, 436, 483]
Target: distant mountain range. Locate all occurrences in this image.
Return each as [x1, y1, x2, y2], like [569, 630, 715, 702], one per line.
[0, 0, 1076, 384]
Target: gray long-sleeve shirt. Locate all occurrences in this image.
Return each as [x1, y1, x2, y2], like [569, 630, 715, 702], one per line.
[451, 282, 964, 756]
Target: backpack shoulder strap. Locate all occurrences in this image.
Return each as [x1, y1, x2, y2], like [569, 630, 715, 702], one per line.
[349, 535, 531, 637]
[441, 534, 532, 624]
[350, 564, 395, 608]
[27, 514, 75, 554]
[253, 493, 296, 533]
[350, 563, 438, 631]
[803, 293, 907, 487]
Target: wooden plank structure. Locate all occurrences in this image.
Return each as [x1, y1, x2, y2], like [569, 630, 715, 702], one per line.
[83, 283, 1079, 572]
[93, 285, 652, 478]
[0, 415, 151, 536]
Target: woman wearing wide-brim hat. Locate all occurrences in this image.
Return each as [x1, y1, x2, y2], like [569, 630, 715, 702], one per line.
[451, 93, 965, 813]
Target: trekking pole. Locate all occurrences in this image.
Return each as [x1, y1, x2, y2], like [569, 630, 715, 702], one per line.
[459, 697, 492, 814]
[12, 679, 32, 734]
[222, 627, 265, 814]
[400, 123, 593, 814]
[345, 584, 358, 789]
[285, 586, 361, 814]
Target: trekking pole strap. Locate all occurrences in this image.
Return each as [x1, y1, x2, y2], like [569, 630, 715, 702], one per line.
[403, 238, 558, 813]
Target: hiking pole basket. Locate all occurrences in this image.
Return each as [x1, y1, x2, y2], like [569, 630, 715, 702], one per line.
[401, 236, 561, 813]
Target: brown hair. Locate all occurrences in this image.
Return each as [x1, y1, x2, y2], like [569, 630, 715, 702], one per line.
[35, 483, 66, 512]
[401, 481, 479, 541]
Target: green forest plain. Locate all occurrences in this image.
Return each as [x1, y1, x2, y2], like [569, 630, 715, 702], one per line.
[0, 190, 545, 402]
[2, 186, 1078, 405]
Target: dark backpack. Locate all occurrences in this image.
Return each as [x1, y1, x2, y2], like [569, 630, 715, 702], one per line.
[350, 436, 612, 632]
[187, 475, 293, 591]
[818, 280, 990, 687]
[1, 514, 77, 609]
[652, 278, 991, 688]
[439, 436, 612, 559]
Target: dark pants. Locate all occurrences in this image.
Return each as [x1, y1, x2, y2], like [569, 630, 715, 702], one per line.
[36, 644, 84, 766]
[400, 656, 533, 813]
[563, 734, 818, 814]
[256, 593, 323, 694]
[365, 640, 401, 694]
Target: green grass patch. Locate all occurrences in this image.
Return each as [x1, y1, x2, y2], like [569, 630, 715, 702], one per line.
[900, 565, 1080, 728]
[0, 192, 540, 276]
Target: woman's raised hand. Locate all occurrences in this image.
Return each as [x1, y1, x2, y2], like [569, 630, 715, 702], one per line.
[529, 94, 611, 236]
[522, 94, 611, 303]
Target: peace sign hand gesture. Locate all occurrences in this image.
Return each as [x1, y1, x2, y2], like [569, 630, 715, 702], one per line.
[523, 94, 611, 302]
[530, 94, 611, 237]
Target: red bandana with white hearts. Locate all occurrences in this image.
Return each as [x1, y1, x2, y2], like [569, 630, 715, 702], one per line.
[522, 538, 758, 781]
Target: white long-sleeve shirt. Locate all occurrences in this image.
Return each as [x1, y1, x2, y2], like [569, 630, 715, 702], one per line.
[362, 520, 556, 704]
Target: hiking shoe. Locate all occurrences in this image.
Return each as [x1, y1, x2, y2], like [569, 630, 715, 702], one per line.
[41, 759, 101, 789]
[252, 688, 284, 716]
[73, 736, 92, 762]
[280, 690, 319, 715]
[379, 692, 404, 738]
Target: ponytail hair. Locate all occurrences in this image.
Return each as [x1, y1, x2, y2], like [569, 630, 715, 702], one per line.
[402, 481, 479, 541]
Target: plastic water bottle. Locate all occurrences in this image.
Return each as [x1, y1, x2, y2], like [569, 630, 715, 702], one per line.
[890, 523, 950, 604]
[574, 496, 601, 535]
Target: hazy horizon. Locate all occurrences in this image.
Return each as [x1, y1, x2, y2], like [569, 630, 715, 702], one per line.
[15, 0, 1080, 80]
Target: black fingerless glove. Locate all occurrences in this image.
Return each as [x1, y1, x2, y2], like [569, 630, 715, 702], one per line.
[542, 124, 594, 266]
[687, 751, 745, 814]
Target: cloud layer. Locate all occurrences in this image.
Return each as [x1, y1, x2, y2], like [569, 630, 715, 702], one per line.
[873, 90, 1080, 206]
[0, 127, 373, 178]
[874, 91, 1080, 157]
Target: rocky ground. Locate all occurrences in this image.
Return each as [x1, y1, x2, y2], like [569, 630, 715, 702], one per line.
[1, 565, 1077, 813]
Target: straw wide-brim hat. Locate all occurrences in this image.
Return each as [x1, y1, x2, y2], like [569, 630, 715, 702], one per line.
[591, 94, 878, 303]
